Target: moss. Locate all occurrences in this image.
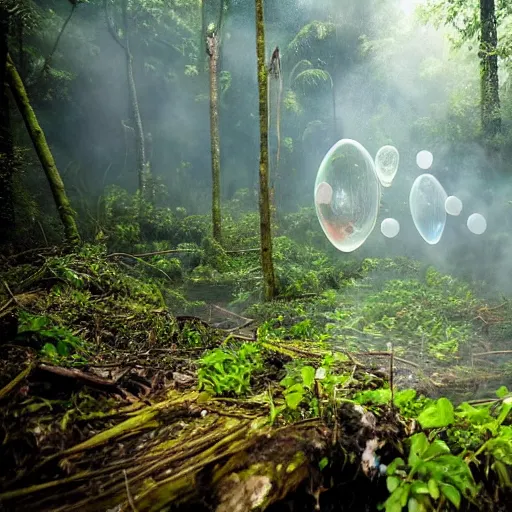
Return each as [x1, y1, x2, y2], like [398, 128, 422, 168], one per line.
[6, 54, 80, 246]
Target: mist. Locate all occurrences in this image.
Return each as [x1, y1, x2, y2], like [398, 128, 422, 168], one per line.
[10, 0, 512, 294]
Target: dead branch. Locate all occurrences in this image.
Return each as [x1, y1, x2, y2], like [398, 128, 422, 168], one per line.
[473, 350, 512, 357]
[37, 363, 127, 398]
[354, 351, 421, 369]
[0, 362, 34, 402]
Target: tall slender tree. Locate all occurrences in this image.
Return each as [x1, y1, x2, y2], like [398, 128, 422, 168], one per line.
[255, 0, 276, 301]
[105, 0, 151, 203]
[207, 25, 222, 242]
[479, 0, 501, 140]
[6, 54, 80, 245]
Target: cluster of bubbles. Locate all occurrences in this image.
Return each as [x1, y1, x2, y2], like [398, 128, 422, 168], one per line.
[314, 140, 488, 253]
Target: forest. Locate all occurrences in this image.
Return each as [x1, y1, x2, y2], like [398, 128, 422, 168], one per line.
[1, 0, 512, 510]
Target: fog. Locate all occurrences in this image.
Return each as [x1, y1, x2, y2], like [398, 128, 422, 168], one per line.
[17, 0, 512, 293]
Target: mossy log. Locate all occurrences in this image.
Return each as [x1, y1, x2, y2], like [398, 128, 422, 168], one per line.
[0, 389, 368, 512]
[5, 54, 80, 246]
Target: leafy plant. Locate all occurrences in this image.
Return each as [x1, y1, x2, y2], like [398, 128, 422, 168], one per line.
[197, 343, 263, 396]
[280, 362, 318, 413]
[381, 433, 479, 512]
[16, 311, 85, 360]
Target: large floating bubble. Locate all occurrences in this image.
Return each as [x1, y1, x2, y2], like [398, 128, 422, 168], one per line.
[409, 173, 447, 244]
[375, 146, 399, 187]
[445, 196, 463, 216]
[416, 150, 433, 170]
[381, 218, 400, 238]
[315, 139, 380, 252]
[467, 213, 487, 235]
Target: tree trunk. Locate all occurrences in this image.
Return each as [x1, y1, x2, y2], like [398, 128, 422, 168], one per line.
[0, 8, 15, 244]
[479, 0, 501, 140]
[6, 54, 80, 246]
[207, 31, 222, 243]
[122, 0, 150, 201]
[255, 0, 277, 301]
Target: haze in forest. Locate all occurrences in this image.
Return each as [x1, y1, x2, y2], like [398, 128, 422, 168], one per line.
[3, 0, 512, 293]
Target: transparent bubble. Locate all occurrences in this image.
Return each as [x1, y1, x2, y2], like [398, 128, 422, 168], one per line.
[381, 218, 400, 238]
[375, 145, 399, 187]
[409, 174, 447, 244]
[315, 182, 333, 205]
[444, 196, 463, 216]
[416, 150, 433, 170]
[467, 213, 487, 235]
[315, 139, 380, 252]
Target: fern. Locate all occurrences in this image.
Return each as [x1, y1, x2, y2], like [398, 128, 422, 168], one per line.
[287, 21, 336, 55]
[3, 0, 38, 30]
[294, 69, 333, 93]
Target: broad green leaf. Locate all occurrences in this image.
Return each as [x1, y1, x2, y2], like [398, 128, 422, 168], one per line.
[439, 483, 461, 509]
[496, 386, 509, 399]
[385, 495, 403, 512]
[408, 433, 429, 466]
[417, 398, 454, 428]
[387, 476, 401, 493]
[42, 343, 58, 357]
[422, 440, 450, 460]
[386, 457, 405, 476]
[456, 402, 492, 425]
[410, 480, 429, 495]
[285, 390, 304, 410]
[400, 483, 411, 507]
[408, 497, 420, 512]
[394, 389, 416, 407]
[301, 366, 316, 389]
[427, 478, 440, 499]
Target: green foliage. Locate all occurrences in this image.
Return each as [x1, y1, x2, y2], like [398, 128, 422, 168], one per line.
[2, 244, 184, 352]
[381, 433, 479, 512]
[16, 311, 86, 361]
[293, 69, 333, 94]
[280, 362, 318, 413]
[200, 236, 230, 271]
[275, 353, 354, 421]
[102, 186, 210, 250]
[331, 266, 477, 360]
[287, 21, 336, 55]
[354, 385, 512, 506]
[197, 343, 263, 396]
[417, 398, 455, 429]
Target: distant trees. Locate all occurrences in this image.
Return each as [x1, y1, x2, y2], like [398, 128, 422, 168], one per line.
[420, 0, 508, 144]
[255, 0, 276, 301]
[104, 0, 151, 204]
[479, 0, 501, 139]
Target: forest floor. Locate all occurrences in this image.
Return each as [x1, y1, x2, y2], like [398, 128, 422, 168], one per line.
[1, 243, 512, 511]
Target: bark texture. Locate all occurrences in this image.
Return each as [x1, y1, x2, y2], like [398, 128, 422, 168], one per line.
[207, 31, 222, 243]
[479, 0, 501, 140]
[6, 54, 80, 245]
[105, 0, 150, 201]
[255, 0, 276, 302]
